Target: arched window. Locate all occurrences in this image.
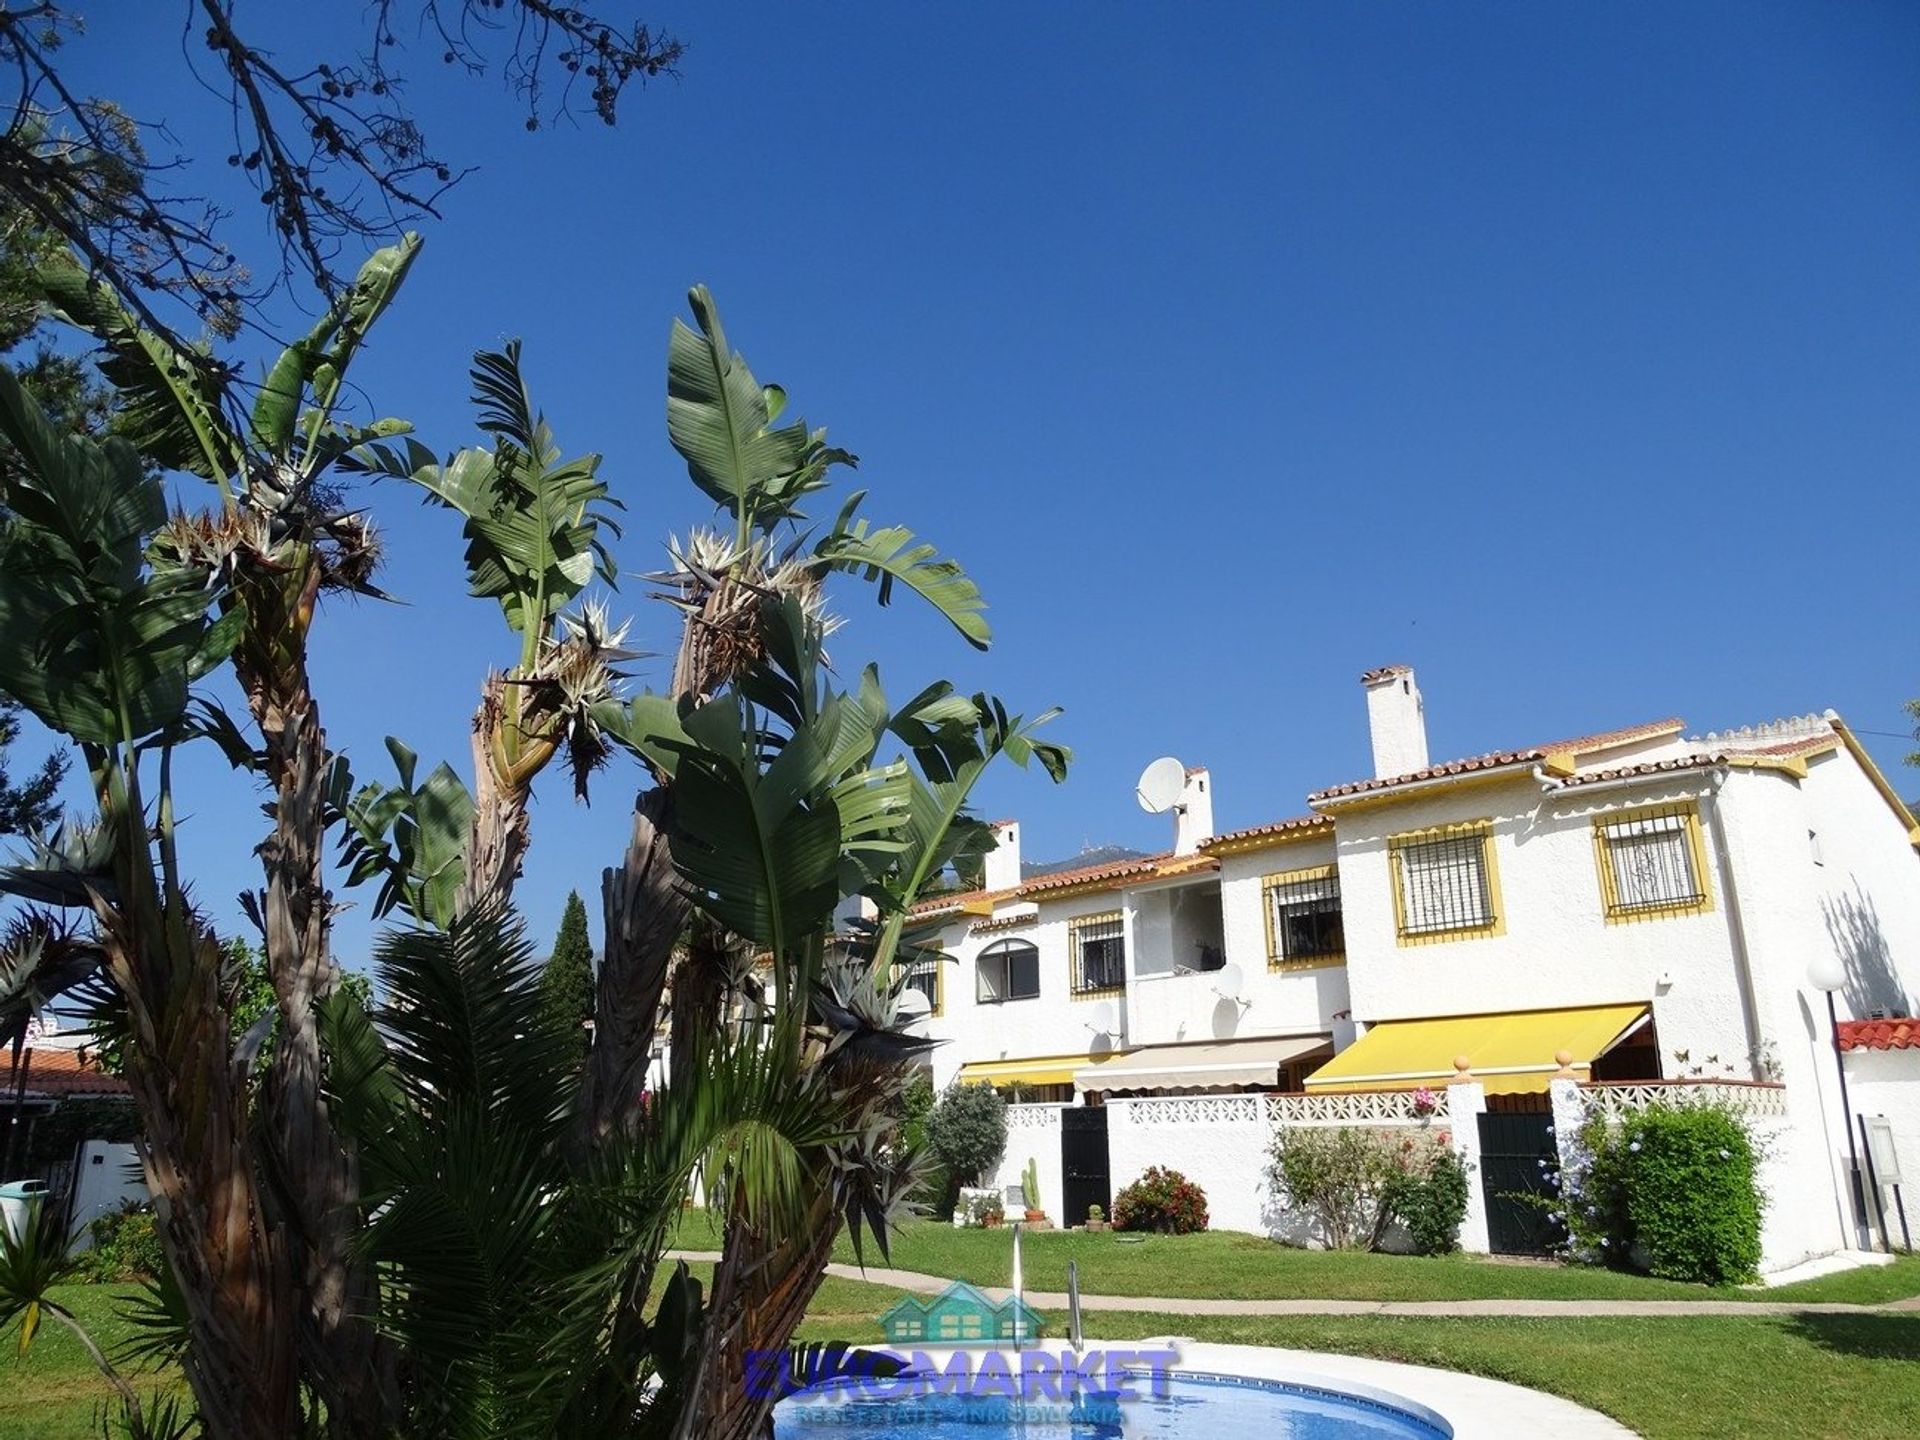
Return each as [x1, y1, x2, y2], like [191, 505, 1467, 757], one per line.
[975, 939, 1040, 1004]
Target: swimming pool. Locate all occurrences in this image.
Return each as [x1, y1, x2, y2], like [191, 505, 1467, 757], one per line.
[774, 1368, 1449, 1438]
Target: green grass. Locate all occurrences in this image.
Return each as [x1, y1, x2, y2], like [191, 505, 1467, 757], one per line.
[0, 1284, 180, 1440]
[672, 1211, 1920, 1306]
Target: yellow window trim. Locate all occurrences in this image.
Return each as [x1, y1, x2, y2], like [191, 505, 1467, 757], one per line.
[1590, 801, 1714, 924]
[1068, 911, 1126, 1000]
[1387, 819, 1505, 945]
[1261, 863, 1346, 971]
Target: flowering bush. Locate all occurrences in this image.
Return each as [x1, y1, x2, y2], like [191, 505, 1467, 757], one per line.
[1409, 1086, 1439, 1118]
[1557, 1099, 1763, 1285]
[1384, 1146, 1470, 1255]
[1112, 1165, 1209, 1234]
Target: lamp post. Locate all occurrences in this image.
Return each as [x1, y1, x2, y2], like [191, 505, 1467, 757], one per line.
[1807, 955, 1868, 1248]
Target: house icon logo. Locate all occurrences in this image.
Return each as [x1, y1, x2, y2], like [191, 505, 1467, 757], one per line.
[876, 1280, 1045, 1346]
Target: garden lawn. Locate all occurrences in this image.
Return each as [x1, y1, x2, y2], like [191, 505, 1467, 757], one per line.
[672, 1211, 1920, 1305]
[0, 1284, 180, 1440]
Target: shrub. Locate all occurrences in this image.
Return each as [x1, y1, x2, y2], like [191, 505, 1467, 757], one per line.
[1112, 1166, 1208, 1234]
[73, 1203, 164, 1283]
[925, 1081, 1006, 1187]
[1267, 1127, 1403, 1250]
[1384, 1146, 1470, 1255]
[1561, 1100, 1762, 1285]
[1269, 1126, 1465, 1252]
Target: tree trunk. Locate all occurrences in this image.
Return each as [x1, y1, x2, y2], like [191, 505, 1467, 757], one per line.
[254, 700, 394, 1435]
[674, 1192, 842, 1440]
[233, 558, 393, 1436]
[457, 674, 536, 921]
[101, 911, 301, 1440]
[579, 787, 685, 1144]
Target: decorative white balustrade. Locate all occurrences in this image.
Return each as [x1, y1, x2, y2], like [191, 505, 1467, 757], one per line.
[1265, 1090, 1446, 1127]
[1004, 1103, 1062, 1129]
[1109, 1095, 1265, 1127]
[1579, 1079, 1788, 1121]
[1103, 1090, 1445, 1130]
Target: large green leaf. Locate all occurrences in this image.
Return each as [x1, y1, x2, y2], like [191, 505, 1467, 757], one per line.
[336, 737, 476, 929]
[666, 285, 853, 537]
[35, 252, 244, 488]
[0, 368, 224, 745]
[814, 491, 991, 649]
[363, 344, 618, 640]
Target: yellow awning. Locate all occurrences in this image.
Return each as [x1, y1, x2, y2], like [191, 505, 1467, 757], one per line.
[1303, 1003, 1649, 1096]
[954, 1055, 1088, 1088]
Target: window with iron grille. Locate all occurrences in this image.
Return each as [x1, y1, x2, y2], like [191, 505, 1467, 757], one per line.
[1069, 913, 1126, 995]
[1264, 865, 1345, 969]
[1594, 804, 1710, 920]
[898, 952, 943, 1016]
[1390, 823, 1499, 939]
[975, 939, 1040, 1003]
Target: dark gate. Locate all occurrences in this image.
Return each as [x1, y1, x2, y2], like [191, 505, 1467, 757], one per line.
[1059, 1106, 1110, 1227]
[1477, 1110, 1558, 1256]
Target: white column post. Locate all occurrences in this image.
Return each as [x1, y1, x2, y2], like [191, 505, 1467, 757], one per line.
[1549, 1054, 1588, 1250]
[1447, 1055, 1490, 1255]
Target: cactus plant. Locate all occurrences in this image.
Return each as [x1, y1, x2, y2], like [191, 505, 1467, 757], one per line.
[1022, 1157, 1042, 1215]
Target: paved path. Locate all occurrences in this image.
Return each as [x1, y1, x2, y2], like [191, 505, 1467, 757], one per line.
[665, 1250, 1920, 1318]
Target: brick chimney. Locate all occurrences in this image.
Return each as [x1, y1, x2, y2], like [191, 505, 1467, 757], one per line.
[1362, 665, 1428, 779]
[982, 819, 1022, 892]
[1174, 767, 1215, 856]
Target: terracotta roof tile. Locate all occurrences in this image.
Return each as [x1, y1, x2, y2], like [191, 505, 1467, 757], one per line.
[9, 1046, 130, 1097]
[1837, 1017, 1919, 1052]
[1553, 755, 1721, 789]
[1200, 813, 1333, 853]
[1308, 718, 1685, 803]
[1018, 852, 1173, 896]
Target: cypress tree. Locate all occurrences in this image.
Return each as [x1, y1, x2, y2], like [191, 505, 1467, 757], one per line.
[540, 890, 595, 1069]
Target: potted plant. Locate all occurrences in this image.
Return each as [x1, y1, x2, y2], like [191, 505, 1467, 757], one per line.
[978, 1192, 1005, 1228]
[1021, 1157, 1047, 1223]
[1085, 1203, 1107, 1233]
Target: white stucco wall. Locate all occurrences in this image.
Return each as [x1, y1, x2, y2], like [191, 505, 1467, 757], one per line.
[66, 1141, 147, 1243]
[1847, 1050, 1920, 1242]
[919, 891, 1133, 1091]
[1333, 773, 1756, 1074]
[983, 1104, 1065, 1219]
[1106, 1096, 1276, 1235]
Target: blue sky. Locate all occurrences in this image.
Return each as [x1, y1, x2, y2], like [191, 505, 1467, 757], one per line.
[27, 2, 1920, 964]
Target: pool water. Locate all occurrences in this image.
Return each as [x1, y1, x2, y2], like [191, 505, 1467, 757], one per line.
[773, 1370, 1449, 1438]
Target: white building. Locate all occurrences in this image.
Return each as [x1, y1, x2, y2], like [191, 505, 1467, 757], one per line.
[910, 666, 1920, 1268]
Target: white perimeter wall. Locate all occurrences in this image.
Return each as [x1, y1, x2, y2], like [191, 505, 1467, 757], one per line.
[67, 1141, 147, 1244]
[984, 1104, 1066, 1218]
[1847, 1051, 1920, 1241]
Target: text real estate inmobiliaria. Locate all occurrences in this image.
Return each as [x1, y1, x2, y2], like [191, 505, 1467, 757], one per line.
[898, 666, 1920, 1272]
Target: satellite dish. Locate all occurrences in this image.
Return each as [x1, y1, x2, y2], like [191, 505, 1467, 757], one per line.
[1136, 756, 1186, 814]
[897, 988, 933, 1025]
[1084, 999, 1118, 1035]
[1213, 963, 1245, 998]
